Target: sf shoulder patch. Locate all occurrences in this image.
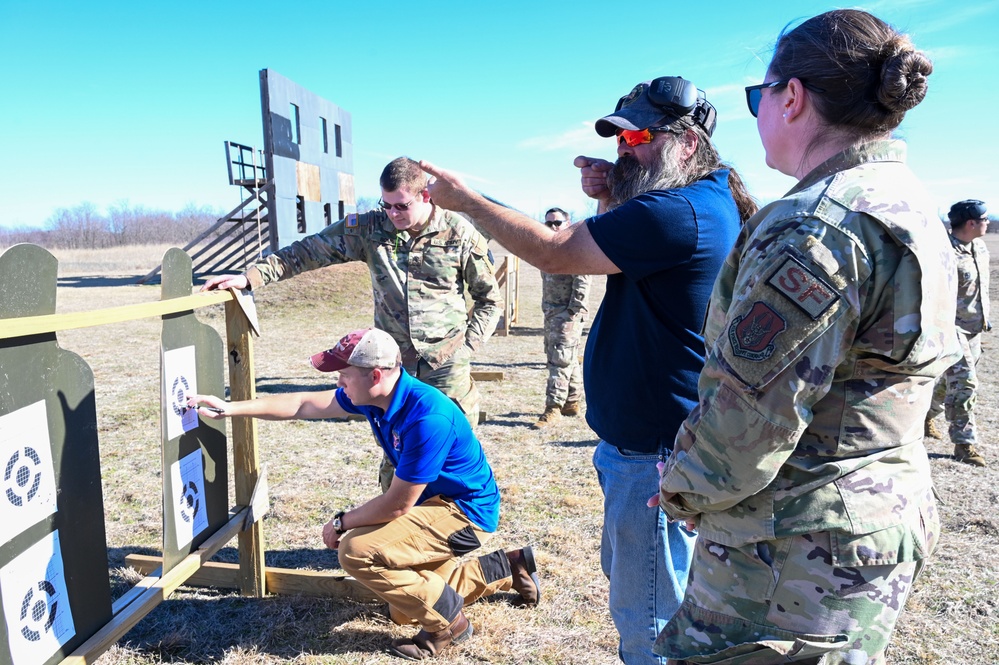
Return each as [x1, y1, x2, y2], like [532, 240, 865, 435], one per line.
[766, 254, 839, 319]
[729, 301, 787, 361]
[345, 213, 358, 228]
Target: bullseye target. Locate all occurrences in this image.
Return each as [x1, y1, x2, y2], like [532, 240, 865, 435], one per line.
[170, 375, 191, 417]
[0, 401, 58, 547]
[4, 446, 43, 507]
[170, 448, 209, 548]
[0, 530, 76, 660]
[19, 580, 57, 642]
[178, 480, 200, 523]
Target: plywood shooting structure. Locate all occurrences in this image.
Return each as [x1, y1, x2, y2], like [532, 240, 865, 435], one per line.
[139, 69, 356, 283]
[0, 244, 375, 665]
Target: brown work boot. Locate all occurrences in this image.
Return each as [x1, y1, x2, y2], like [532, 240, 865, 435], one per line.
[388, 611, 473, 660]
[506, 546, 541, 607]
[532, 405, 561, 429]
[954, 444, 986, 467]
[561, 400, 582, 417]
[924, 417, 942, 440]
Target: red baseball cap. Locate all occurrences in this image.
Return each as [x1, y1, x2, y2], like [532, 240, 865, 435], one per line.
[310, 328, 400, 372]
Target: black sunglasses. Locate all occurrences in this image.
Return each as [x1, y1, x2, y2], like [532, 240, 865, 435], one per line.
[744, 79, 826, 118]
[378, 197, 420, 212]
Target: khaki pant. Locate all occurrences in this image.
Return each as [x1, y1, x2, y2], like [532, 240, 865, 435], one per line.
[337, 496, 515, 632]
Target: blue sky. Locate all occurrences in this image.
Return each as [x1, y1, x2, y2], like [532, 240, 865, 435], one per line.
[2, 0, 997, 229]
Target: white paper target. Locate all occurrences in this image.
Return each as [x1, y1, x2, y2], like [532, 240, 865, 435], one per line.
[0, 401, 57, 547]
[0, 530, 76, 665]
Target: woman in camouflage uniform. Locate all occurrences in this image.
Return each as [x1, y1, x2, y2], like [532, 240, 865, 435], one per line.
[654, 10, 961, 664]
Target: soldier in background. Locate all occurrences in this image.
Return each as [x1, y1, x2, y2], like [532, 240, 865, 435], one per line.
[203, 156, 503, 491]
[533, 207, 591, 429]
[925, 199, 992, 467]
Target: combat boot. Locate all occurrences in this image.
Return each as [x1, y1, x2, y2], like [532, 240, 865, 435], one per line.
[506, 546, 541, 607]
[924, 417, 942, 440]
[954, 444, 986, 467]
[561, 400, 582, 417]
[532, 405, 561, 429]
[388, 611, 473, 660]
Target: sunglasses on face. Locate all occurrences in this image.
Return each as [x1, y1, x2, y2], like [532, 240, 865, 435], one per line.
[545, 220, 565, 227]
[379, 197, 420, 212]
[616, 127, 676, 147]
[744, 79, 826, 118]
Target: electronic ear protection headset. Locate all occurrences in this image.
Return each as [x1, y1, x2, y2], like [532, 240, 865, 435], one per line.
[617, 76, 718, 137]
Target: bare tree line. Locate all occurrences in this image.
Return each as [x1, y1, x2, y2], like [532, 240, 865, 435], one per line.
[0, 201, 222, 249]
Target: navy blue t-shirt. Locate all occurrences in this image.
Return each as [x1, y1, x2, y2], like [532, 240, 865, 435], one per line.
[584, 170, 740, 454]
[335, 369, 500, 531]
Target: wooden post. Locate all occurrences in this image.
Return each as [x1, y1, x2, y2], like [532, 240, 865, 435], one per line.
[225, 300, 266, 597]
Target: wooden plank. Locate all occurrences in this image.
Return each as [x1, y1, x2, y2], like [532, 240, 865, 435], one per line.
[296, 161, 322, 201]
[61, 509, 247, 665]
[470, 371, 504, 382]
[0, 290, 233, 340]
[225, 299, 266, 597]
[124, 554, 378, 602]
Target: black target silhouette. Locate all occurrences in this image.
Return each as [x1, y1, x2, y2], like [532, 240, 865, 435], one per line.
[170, 375, 191, 417]
[178, 480, 200, 523]
[19, 579, 57, 642]
[4, 446, 44, 507]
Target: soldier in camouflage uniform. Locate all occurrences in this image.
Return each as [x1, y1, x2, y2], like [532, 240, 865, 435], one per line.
[533, 208, 591, 429]
[924, 199, 991, 467]
[203, 157, 502, 491]
[655, 10, 961, 664]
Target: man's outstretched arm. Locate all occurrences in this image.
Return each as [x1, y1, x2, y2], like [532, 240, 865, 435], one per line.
[421, 159, 620, 276]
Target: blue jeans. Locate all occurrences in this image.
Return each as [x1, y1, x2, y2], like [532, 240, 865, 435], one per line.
[593, 440, 696, 665]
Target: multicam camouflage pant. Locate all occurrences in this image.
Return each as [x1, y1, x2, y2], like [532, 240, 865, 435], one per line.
[543, 310, 584, 408]
[378, 344, 480, 492]
[926, 330, 982, 445]
[655, 508, 938, 664]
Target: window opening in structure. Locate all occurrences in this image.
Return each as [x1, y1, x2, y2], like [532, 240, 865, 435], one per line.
[321, 117, 329, 153]
[338, 201, 345, 220]
[335, 124, 343, 157]
[324, 203, 332, 226]
[297, 195, 306, 232]
[290, 103, 301, 145]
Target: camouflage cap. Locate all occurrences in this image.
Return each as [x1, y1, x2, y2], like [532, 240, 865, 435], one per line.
[310, 328, 400, 372]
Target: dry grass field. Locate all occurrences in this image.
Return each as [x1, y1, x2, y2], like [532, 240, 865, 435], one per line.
[5, 238, 998, 664]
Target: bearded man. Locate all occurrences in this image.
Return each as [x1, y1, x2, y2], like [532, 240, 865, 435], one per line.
[421, 77, 756, 665]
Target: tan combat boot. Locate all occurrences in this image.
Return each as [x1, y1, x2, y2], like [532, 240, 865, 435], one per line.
[532, 405, 561, 429]
[954, 444, 986, 467]
[506, 546, 541, 607]
[924, 417, 942, 440]
[561, 400, 582, 417]
[388, 611, 473, 660]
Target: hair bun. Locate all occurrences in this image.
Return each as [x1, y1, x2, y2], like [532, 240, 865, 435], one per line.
[878, 40, 933, 112]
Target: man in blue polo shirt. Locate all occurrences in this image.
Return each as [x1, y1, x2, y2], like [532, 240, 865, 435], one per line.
[421, 76, 754, 664]
[189, 327, 539, 660]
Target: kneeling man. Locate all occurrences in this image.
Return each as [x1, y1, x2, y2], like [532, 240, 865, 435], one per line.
[190, 327, 539, 660]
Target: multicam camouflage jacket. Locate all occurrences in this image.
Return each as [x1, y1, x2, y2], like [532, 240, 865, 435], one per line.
[541, 272, 591, 319]
[660, 140, 961, 547]
[951, 233, 991, 334]
[246, 206, 502, 369]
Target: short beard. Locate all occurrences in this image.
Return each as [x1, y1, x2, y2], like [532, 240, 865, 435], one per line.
[606, 136, 690, 210]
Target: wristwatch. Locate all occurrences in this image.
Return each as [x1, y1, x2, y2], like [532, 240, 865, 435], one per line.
[332, 511, 347, 535]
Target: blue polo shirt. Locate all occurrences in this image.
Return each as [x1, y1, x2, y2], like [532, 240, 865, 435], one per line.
[584, 170, 741, 454]
[335, 369, 500, 531]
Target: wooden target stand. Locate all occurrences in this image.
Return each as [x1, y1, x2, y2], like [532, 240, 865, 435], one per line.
[0, 245, 376, 665]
